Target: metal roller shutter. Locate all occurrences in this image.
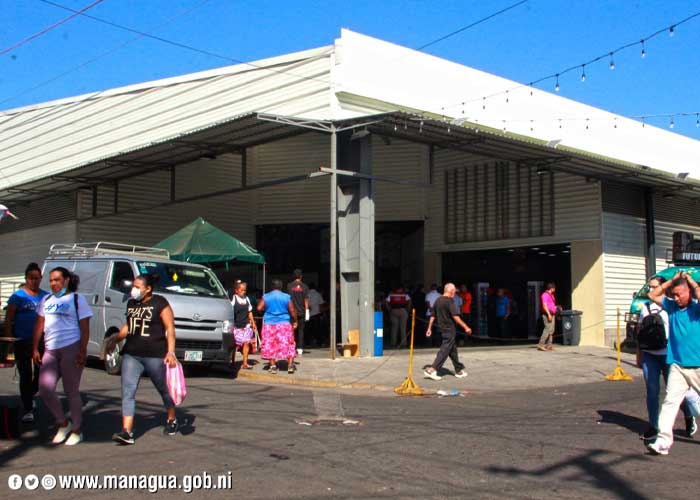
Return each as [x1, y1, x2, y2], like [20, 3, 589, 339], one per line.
[250, 133, 330, 224]
[372, 137, 426, 221]
[602, 212, 647, 329]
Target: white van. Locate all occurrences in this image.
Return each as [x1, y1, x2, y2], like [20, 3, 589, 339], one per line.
[41, 242, 234, 374]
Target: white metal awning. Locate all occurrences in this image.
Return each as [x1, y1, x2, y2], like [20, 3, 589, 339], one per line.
[2, 111, 699, 205]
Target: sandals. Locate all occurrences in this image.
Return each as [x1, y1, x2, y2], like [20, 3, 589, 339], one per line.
[241, 364, 253, 370]
[269, 365, 278, 374]
[288, 364, 296, 374]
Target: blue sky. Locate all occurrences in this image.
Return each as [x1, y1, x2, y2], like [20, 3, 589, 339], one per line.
[1, 0, 699, 139]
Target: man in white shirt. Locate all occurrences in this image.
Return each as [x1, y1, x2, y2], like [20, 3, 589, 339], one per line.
[307, 284, 325, 347]
[425, 284, 441, 346]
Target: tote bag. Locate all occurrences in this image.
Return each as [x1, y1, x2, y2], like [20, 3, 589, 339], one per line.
[166, 361, 187, 406]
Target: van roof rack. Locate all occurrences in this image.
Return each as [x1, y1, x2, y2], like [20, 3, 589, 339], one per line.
[48, 242, 170, 259]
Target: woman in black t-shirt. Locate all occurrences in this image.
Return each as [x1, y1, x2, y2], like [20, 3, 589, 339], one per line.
[105, 274, 178, 445]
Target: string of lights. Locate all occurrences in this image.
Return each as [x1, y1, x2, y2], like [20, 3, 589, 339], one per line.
[0, 0, 106, 57]
[440, 10, 700, 115]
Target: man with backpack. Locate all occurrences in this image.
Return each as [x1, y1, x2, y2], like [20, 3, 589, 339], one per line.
[636, 275, 695, 443]
[646, 271, 700, 455]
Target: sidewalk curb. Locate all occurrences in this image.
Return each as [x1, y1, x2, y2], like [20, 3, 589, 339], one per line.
[235, 370, 396, 392]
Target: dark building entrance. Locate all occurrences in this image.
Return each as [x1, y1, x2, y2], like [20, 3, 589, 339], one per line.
[442, 244, 571, 340]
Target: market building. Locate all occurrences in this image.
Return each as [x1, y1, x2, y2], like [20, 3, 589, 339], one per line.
[1, 30, 699, 353]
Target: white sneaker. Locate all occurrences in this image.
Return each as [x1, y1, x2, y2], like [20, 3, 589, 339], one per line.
[646, 440, 670, 456]
[52, 422, 73, 444]
[423, 368, 442, 381]
[64, 432, 83, 446]
[21, 411, 34, 423]
[455, 370, 468, 379]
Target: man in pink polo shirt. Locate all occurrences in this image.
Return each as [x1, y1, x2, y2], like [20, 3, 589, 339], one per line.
[538, 282, 558, 351]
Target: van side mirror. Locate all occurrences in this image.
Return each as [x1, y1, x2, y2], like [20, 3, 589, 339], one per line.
[120, 280, 133, 293]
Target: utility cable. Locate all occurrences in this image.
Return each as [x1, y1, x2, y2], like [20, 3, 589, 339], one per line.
[0, 0, 106, 57]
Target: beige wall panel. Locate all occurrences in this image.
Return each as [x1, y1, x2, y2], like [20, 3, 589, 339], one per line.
[571, 239, 605, 346]
[0, 221, 77, 276]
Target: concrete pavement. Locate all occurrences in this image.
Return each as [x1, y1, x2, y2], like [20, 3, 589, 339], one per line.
[234, 345, 640, 394]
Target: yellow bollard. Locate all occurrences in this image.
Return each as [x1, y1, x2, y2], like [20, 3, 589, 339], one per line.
[605, 308, 633, 381]
[394, 308, 424, 396]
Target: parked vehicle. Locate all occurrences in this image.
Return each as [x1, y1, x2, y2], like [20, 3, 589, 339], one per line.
[40, 242, 234, 374]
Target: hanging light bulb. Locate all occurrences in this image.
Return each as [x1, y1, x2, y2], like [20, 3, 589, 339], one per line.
[640, 40, 646, 58]
[696, 114, 699, 127]
[580, 65, 586, 82]
[613, 118, 617, 129]
[505, 90, 509, 103]
[394, 122, 398, 132]
[461, 102, 465, 115]
[586, 118, 590, 130]
[609, 52, 615, 70]
[558, 119, 562, 129]
[419, 120, 423, 133]
[404, 119, 407, 130]
[642, 117, 646, 128]
[669, 25, 675, 37]
[555, 74, 560, 92]
[530, 120, 534, 132]
[482, 97, 486, 110]
[529, 84, 534, 97]
[502, 120, 507, 132]
[670, 117, 675, 129]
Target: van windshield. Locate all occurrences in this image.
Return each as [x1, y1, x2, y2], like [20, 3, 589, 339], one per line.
[136, 261, 226, 298]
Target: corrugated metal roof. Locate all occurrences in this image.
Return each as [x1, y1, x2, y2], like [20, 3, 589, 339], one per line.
[0, 46, 334, 192]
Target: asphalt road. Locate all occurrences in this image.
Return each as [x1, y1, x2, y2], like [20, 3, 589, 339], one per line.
[1, 363, 698, 499]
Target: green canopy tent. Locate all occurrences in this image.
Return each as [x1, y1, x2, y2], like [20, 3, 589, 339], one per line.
[155, 217, 266, 288]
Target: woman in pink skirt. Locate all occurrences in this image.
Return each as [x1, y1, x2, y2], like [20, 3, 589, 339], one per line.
[256, 279, 298, 374]
[230, 281, 258, 369]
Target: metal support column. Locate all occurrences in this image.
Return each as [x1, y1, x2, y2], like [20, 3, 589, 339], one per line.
[358, 135, 375, 356]
[330, 127, 337, 360]
[645, 188, 656, 277]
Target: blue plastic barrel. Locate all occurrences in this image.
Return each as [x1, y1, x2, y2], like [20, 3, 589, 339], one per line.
[374, 311, 384, 357]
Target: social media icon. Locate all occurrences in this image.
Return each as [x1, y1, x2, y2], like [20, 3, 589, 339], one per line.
[25, 474, 39, 490]
[8, 474, 23, 490]
[42, 474, 57, 490]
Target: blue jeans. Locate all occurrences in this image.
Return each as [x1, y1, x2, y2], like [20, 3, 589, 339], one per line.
[642, 351, 691, 429]
[121, 354, 174, 417]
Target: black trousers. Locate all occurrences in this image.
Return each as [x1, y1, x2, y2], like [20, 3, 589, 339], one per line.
[431, 331, 464, 373]
[306, 314, 322, 346]
[294, 316, 306, 348]
[14, 339, 40, 412]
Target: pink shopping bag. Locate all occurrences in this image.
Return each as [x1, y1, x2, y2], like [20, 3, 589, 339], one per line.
[166, 361, 187, 406]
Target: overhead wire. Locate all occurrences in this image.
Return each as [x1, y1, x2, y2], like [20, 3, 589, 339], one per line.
[416, 0, 528, 51]
[0, 0, 107, 57]
[9, 0, 529, 111]
[0, 0, 526, 148]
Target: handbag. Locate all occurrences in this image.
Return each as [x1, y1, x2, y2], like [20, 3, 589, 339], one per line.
[166, 361, 187, 406]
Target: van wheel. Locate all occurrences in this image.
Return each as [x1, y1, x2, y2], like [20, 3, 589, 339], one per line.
[104, 330, 122, 375]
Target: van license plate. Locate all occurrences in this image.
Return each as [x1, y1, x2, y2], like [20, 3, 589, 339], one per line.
[184, 351, 203, 362]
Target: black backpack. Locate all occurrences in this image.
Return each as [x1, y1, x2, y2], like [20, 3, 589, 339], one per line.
[637, 303, 667, 351]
